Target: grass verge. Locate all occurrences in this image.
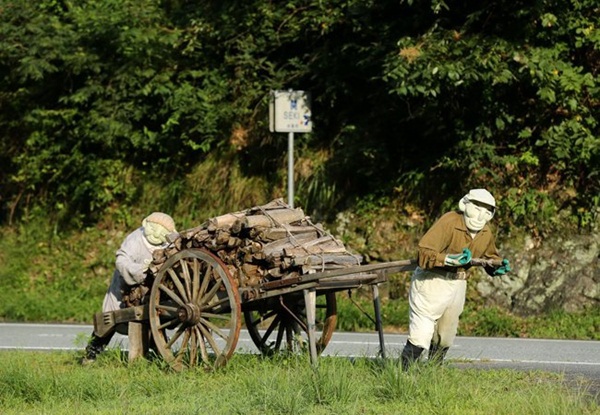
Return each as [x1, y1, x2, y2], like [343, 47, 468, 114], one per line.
[0, 351, 597, 415]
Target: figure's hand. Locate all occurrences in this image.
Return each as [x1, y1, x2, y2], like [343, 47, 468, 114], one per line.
[493, 259, 511, 276]
[142, 258, 152, 273]
[444, 248, 472, 267]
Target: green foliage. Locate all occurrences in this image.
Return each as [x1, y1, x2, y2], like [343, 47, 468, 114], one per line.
[0, 221, 114, 323]
[0, 0, 234, 225]
[382, 0, 599, 229]
[1, 0, 598, 231]
[527, 307, 600, 340]
[460, 304, 600, 340]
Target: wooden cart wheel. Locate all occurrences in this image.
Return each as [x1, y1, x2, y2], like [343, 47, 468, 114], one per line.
[149, 249, 241, 370]
[243, 291, 337, 356]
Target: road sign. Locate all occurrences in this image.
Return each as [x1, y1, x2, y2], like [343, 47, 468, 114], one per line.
[269, 90, 312, 133]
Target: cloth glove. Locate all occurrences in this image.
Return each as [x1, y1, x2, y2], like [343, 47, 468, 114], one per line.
[493, 259, 511, 276]
[444, 248, 472, 267]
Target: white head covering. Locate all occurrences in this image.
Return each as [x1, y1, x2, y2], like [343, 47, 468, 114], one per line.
[142, 212, 176, 245]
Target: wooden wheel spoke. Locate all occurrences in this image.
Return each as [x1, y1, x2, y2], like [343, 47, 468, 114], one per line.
[248, 310, 277, 330]
[167, 269, 189, 303]
[200, 312, 231, 321]
[198, 265, 212, 300]
[191, 259, 200, 302]
[259, 314, 281, 345]
[274, 319, 285, 350]
[174, 329, 191, 362]
[166, 323, 186, 349]
[158, 317, 178, 330]
[199, 318, 229, 340]
[196, 326, 209, 363]
[156, 304, 179, 313]
[179, 259, 193, 301]
[201, 297, 230, 313]
[259, 309, 277, 321]
[198, 278, 223, 306]
[189, 329, 198, 366]
[159, 284, 186, 307]
[198, 323, 221, 356]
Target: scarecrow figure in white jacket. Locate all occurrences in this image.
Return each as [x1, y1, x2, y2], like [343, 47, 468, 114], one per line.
[81, 212, 176, 364]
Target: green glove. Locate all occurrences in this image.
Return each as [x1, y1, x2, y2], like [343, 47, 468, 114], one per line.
[444, 248, 472, 267]
[493, 259, 511, 276]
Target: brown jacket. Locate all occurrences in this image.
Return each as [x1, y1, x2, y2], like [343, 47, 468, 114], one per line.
[417, 211, 501, 276]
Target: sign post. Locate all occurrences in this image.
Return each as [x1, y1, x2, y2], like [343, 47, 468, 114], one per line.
[269, 90, 312, 208]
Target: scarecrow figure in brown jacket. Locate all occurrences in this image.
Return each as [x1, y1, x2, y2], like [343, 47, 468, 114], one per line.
[401, 189, 510, 370]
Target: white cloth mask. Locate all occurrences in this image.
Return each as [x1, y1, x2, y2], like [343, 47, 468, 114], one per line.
[143, 221, 170, 245]
[463, 201, 494, 232]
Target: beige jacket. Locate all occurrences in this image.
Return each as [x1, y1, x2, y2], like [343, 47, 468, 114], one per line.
[417, 211, 501, 276]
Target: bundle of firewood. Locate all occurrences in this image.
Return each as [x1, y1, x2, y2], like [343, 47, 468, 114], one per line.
[151, 199, 361, 287]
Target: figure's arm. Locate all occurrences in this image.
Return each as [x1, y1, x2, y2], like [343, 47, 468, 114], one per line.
[417, 215, 453, 269]
[115, 231, 149, 286]
[481, 234, 510, 277]
[115, 251, 148, 286]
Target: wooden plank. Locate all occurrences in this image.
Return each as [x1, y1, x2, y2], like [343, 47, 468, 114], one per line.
[242, 207, 306, 229]
[290, 254, 360, 267]
[208, 212, 245, 229]
[260, 260, 416, 290]
[261, 233, 318, 257]
[250, 226, 320, 242]
[304, 288, 318, 366]
[128, 321, 148, 362]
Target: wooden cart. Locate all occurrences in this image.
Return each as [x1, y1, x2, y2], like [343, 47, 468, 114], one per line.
[92, 200, 499, 370]
[94, 247, 417, 370]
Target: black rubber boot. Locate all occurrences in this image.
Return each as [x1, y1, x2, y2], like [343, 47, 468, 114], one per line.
[428, 342, 449, 365]
[401, 340, 424, 371]
[81, 332, 112, 365]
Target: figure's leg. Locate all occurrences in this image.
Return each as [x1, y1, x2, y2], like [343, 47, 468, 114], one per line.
[403, 269, 452, 370]
[401, 340, 424, 371]
[427, 340, 449, 364]
[82, 330, 114, 364]
[428, 280, 466, 364]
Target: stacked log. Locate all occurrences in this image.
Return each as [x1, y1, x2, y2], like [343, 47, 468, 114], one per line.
[151, 199, 361, 287]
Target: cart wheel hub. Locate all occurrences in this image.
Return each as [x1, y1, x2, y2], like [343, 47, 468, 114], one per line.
[177, 304, 201, 325]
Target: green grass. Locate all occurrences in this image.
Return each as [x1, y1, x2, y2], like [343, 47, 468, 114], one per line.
[0, 351, 597, 415]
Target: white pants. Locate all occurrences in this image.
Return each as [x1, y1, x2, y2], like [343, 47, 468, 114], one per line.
[407, 267, 467, 349]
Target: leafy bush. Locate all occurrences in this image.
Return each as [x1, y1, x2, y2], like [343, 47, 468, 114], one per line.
[1, 0, 598, 232]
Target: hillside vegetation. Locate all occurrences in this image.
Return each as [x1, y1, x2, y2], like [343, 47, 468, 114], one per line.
[1, 0, 598, 230]
[0, 1, 598, 330]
